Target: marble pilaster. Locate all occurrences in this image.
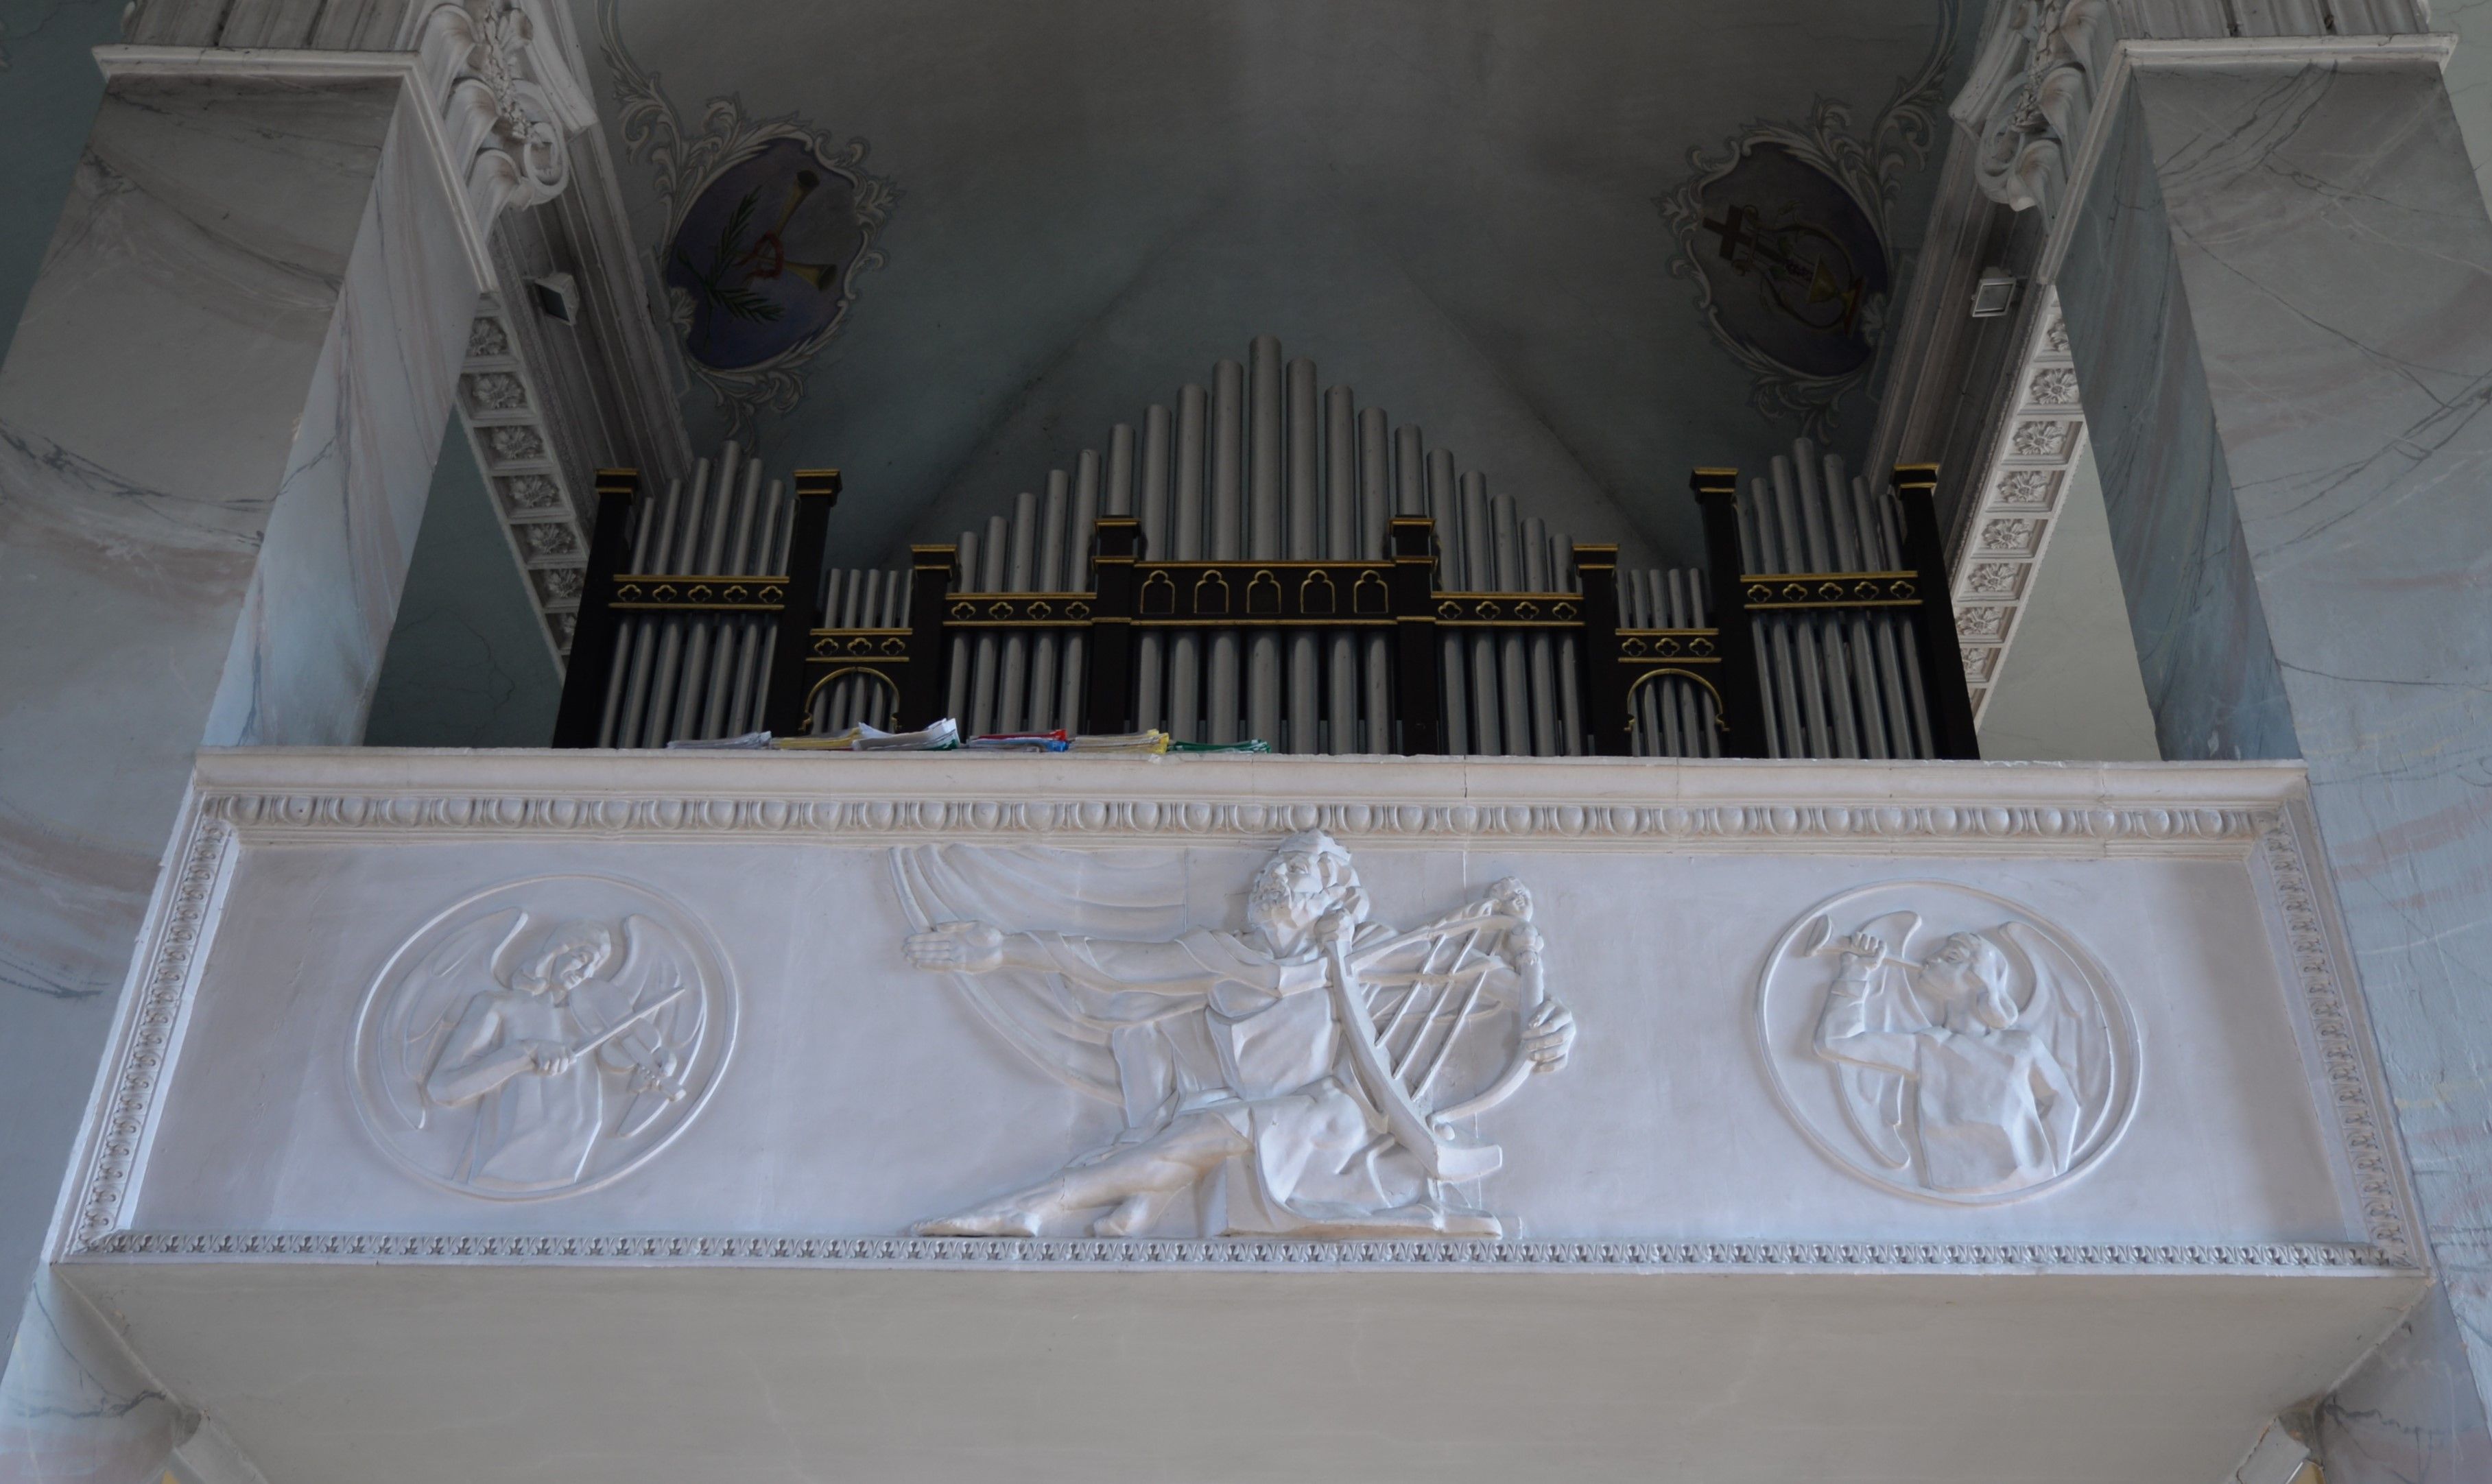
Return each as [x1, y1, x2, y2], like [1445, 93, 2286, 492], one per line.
[2053, 86, 2297, 765]
[0, 64, 481, 1389]
[2055, 52, 2492, 1437]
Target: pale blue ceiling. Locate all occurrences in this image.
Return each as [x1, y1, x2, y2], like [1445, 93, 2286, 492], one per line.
[587, 0, 1970, 569]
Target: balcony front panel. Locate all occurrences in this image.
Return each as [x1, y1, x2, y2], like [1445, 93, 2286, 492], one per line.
[48, 751, 2424, 1484]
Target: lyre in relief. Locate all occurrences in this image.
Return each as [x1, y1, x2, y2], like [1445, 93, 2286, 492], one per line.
[895, 833, 1575, 1238]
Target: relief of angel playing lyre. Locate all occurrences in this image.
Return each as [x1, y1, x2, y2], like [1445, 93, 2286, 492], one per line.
[894, 831, 1575, 1239]
[384, 911, 707, 1195]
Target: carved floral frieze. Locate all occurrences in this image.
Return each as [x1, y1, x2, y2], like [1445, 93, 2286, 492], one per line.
[1951, 289, 2087, 719]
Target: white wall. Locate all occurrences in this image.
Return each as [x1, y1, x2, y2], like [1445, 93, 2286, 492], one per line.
[1977, 445, 2161, 762]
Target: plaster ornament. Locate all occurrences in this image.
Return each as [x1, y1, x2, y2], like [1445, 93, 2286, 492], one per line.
[1756, 882, 2137, 1204]
[352, 876, 736, 1199]
[1951, 0, 2116, 221]
[413, 0, 597, 241]
[895, 833, 1575, 1239]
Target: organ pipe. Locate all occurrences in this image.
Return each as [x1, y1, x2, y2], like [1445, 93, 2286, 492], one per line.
[558, 358, 1970, 765]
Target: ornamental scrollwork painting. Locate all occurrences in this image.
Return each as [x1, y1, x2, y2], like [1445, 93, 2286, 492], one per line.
[596, 0, 897, 440]
[1657, 0, 1959, 438]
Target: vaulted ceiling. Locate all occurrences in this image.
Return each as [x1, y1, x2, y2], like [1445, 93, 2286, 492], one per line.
[582, 0, 1967, 568]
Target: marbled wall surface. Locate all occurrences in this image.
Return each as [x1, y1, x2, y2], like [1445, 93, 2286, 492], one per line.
[0, 0, 122, 366]
[365, 420, 564, 747]
[2321, 1283, 2492, 1484]
[2436, 0, 2492, 212]
[2065, 58, 2492, 1437]
[0, 1271, 186, 1484]
[203, 84, 481, 747]
[2054, 88, 2296, 765]
[0, 71, 476, 1377]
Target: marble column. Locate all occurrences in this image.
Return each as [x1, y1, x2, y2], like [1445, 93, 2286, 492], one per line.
[0, 3, 593, 1411]
[2050, 47, 2492, 1455]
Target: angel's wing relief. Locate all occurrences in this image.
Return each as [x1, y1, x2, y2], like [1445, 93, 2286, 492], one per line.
[1999, 920, 2115, 1149]
[390, 908, 530, 1129]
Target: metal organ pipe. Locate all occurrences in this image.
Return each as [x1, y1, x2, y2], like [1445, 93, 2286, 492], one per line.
[1425, 447, 1468, 754]
[946, 525, 978, 728]
[1360, 408, 1394, 751]
[1324, 385, 1360, 754]
[1208, 359, 1246, 745]
[901, 337, 1741, 758]
[1710, 437, 1937, 761]
[1245, 339, 1285, 752]
[807, 344, 1941, 763]
[1134, 407, 1172, 736]
[588, 442, 829, 747]
[1028, 477, 1067, 732]
[1171, 381, 1209, 743]
[1285, 356, 1320, 754]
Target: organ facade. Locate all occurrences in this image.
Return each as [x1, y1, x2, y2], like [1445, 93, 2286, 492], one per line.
[2, 3, 2489, 1483]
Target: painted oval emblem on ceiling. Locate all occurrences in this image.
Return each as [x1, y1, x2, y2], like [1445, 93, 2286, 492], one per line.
[665, 137, 875, 372]
[1688, 143, 1891, 381]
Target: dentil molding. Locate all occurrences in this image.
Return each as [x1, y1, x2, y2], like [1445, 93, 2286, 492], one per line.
[75, 1229, 2406, 1273]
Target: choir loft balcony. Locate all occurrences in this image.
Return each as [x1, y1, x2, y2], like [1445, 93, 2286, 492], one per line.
[51, 748, 2419, 1484]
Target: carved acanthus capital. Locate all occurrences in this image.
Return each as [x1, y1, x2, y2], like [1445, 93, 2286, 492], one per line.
[414, 0, 596, 243]
[1950, 0, 2117, 219]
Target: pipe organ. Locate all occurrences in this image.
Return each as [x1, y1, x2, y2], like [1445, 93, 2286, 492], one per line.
[552, 341, 1978, 759]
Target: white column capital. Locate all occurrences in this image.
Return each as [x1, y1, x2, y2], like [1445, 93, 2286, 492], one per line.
[95, 0, 596, 289]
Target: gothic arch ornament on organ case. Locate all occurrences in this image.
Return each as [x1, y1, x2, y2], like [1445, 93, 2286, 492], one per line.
[351, 874, 739, 1201]
[1754, 879, 2139, 1206]
[597, 0, 897, 440]
[1657, 0, 1958, 438]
